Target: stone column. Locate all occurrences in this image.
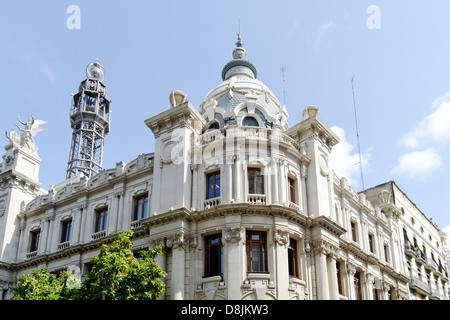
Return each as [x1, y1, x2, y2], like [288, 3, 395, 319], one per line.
[272, 160, 279, 204]
[44, 215, 55, 254]
[300, 164, 308, 215]
[278, 160, 287, 206]
[191, 164, 198, 210]
[234, 156, 242, 202]
[314, 240, 330, 300]
[111, 191, 122, 232]
[366, 273, 375, 300]
[346, 262, 357, 300]
[16, 217, 26, 261]
[150, 238, 167, 300]
[167, 232, 185, 300]
[382, 283, 391, 300]
[224, 227, 243, 300]
[274, 228, 290, 300]
[225, 156, 233, 204]
[328, 254, 339, 300]
[78, 204, 87, 243]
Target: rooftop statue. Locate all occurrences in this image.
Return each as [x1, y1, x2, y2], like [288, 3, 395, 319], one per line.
[5, 115, 47, 152]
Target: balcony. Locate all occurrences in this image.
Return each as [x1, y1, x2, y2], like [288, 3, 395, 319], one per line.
[204, 197, 220, 209]
[409, 277, 430, 295]
[415, 250, 426, 264]
[248, 194, 266, 205]
[130, 220, 143, 230]
[288, 201, 300, 211]
[404, 242, 416, 257]
[91, 230, 106, 241]
[26, 251, 38, 259]
[57, 241, 71, 250]
[425, 258, 438, 271]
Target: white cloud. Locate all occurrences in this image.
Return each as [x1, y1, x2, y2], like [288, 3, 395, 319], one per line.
[399, 93, 450, 149]
[316, 21, 337, 46]
[287, 19, 301, 39]
[330, 126, 370, 188]
[391, 148, 442, 180]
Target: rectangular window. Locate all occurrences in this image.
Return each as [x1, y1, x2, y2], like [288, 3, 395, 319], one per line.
[206, 171, 221, 199]
[288, 238, 298, 277]
[384, 244, 389, 262]
[61, 219, 72, 243]
[134, 193, 149, 221]
[368, 233, 374, 253]
[351, 221, 357, 242]
[288, 177, 296, 204]
[354, 271, 362, 300]
[248, 168, 263, 194]
[204, 234, 223, 277]
[29, 230, 40, 252]
[246, 231, 267, 273]
[336, 261, 343, 295]
[95, 207, 108, 232]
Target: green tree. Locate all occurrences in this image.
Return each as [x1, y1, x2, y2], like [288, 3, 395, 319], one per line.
[12, 230, 166, 300]
[74, 230, 166, 300]
[12, 267, 75, 300]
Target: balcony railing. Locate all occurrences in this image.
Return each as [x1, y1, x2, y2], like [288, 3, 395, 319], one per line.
[26, 251, 38, 259]
[57, 241, 70, 250]
[248, 194, 266, 205]
[425, 258, 438, 271]
[91, 230, 106, 241]
[288, 201, 300, 211]
[409, 277, 430, 294]
[404, 242, 416, 257]
[130, 220, 143, 230]
[204, 197, 220, 209]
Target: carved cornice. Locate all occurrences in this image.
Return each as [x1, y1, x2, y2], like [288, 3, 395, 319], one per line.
[312, 215, 346, 237]
[313, 239, 339, 258]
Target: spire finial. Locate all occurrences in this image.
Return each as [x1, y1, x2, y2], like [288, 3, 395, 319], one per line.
[236, 16, 243, 47]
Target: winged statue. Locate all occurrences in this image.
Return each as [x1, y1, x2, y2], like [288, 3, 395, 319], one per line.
[5, 115, 47, 152]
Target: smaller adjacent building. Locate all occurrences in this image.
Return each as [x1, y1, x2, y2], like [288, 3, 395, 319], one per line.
[363, 181, 449, 300]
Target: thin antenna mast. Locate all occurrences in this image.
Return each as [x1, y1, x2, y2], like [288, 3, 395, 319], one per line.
[351, 75, 365, 190]
[281, 65, 286, 106]
[238, 16, 241, 36]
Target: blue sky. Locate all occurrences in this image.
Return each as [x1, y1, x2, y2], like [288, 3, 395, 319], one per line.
[1, 1, 450, 237]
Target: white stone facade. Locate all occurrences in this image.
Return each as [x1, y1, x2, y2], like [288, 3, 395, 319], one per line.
[0, 41, 448, 300]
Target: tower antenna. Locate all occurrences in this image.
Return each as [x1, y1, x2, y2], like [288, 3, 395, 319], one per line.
[351, 75, 365, 190]
[281, 64, 287, 106]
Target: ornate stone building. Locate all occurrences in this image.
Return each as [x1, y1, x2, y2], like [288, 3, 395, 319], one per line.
[0, 36, 448, 300]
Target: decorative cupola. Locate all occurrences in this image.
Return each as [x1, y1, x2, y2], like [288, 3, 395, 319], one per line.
[200, 35, 289, 131]
[221, 34, 258, 81]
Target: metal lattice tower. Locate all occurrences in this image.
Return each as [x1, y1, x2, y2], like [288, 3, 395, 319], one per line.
[66, 62, 111, 179]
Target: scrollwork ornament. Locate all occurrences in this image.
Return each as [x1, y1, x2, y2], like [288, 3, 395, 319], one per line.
[273, 229, 289, 247]
[224, 227, 242, 244]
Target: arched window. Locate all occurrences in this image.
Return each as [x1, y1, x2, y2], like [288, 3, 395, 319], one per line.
[207, 122, 220, 130]
[242, 116, 259, 127]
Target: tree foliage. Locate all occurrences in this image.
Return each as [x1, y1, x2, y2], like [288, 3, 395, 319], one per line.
[12, 230, 166, 300]
[12, 267, 74, 300]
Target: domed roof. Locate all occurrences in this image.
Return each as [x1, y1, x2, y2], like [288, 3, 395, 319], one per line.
[199, 35, 289, 130]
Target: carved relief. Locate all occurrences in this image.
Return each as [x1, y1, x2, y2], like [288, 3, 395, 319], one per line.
[313, 239, 339, 258]
[273, 229, 289, 247]
[166, 232, 185, 250]
[223, 227, 242, 244]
